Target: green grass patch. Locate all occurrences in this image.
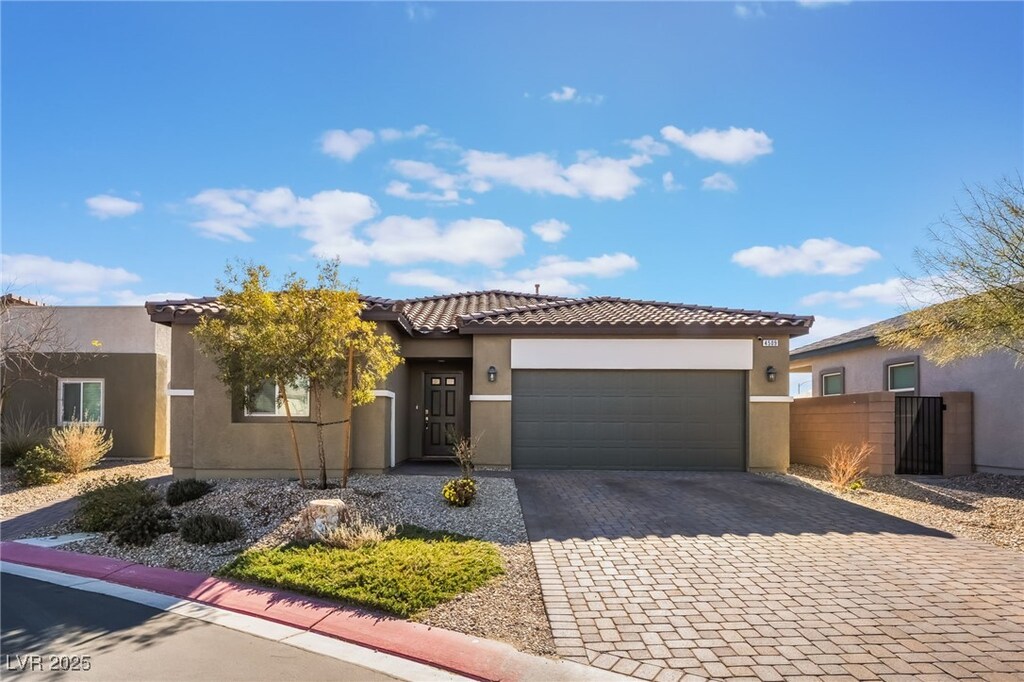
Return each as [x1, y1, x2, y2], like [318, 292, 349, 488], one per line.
[218, 526, 504, 617]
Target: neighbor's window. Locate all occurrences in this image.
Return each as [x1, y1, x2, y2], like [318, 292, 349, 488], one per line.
[887, 362, 917, 392]
[245, 378, 310, 417]
[58, 379, 104, 424]
[821, 371, 844, 396]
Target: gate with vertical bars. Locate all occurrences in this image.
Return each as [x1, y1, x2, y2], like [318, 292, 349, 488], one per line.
[895, 396, 944, 475]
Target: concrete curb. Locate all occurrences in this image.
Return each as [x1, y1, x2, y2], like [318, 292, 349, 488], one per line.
[0, 542, 628, 682]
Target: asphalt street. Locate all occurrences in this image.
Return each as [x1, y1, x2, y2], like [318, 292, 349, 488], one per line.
[0, 573, 401, 681]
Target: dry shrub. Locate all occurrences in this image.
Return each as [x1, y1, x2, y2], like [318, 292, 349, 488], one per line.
[49, 421, 113, 474]
[825, 442, 872, 489]
[307, 511, 397, 550]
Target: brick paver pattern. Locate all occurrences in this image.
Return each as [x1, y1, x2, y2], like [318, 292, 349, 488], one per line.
[516, 471, 1024, 681]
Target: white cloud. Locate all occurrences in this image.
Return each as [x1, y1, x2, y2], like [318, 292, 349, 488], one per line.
[731, 238, 881, 276]
[2, 254, 140, 294]
[388, 269, 467, 292]
[188, 187, 379, 258]
[363, 216, 524, 268]
[321, 128, 376, 161]
[792, 314, 877, 349]
[661, 125, 773, 164]
[86, 194, 142, 219]
[545, 85, 604, 105]
[385, 181, 465, 205]
[734, 3, 766, 19]
[488, 252, 639, 296]
[800, 277, 945, 309]
[662, 172, 684, 192]
[627, 135, 670, 156]
[462, 149, 648, 201]
[386, 159, 479, 204]
[405, 3, 436, 21]
[110, 290, 197, 306]
[531, 219, 571, 243]
[701, 172, 737, 192]
[378, 124, 430, 142]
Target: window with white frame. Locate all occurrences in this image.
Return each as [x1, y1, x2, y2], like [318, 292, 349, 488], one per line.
[58, 379, 104, 424]
[821, 371, 844, 396]
[887, 361, 917, 392]
[245, 378, 310, 417]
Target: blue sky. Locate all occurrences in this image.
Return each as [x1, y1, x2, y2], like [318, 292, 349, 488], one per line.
[2, 1, 1021, 348]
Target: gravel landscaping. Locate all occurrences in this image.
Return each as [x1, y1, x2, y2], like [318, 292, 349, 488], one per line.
[34, 473, 554, 656]
[766, 464, 1024, 552]
[0, 458, 171, 519]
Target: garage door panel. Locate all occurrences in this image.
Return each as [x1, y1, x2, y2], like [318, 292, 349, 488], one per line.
[512, 369, 745, 470]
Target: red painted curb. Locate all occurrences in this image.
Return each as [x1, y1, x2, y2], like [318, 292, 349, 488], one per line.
[0, 542, 536, 681]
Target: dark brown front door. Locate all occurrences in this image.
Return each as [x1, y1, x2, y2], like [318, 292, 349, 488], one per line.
[423, 372, 464, 456]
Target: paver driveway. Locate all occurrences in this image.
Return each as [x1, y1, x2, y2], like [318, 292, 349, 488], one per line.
[516, 471, 1024, 681]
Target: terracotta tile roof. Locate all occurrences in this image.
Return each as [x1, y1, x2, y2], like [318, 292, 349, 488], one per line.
[457, 297, 813, 333]
[146, 295, 395, 324]
[397, 290, 564, 333]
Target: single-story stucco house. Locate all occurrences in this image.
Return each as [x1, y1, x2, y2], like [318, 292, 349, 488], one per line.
[146, 290, 813, 478]
[3, 298, 170, 460]
[790, 313, 1023, 476]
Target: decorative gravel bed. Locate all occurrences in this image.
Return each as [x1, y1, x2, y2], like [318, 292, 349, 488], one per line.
[47, 474, 554, 655]
[765, 464, 1024, 552]
[0, 459, 171, 519]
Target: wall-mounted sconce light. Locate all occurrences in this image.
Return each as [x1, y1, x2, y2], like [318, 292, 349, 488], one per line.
[766, 366, 777, 383]
[487, 366, 498, 382]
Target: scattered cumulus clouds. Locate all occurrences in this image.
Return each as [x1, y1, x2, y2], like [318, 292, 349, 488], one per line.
[461, 149, 649, 201]
[627, 135, 670, 156]
[2, 253, 140, 294]
[661, 125, 773, 164]
[388, 269, 468, 292]
[86, 194, 143, 219]
[321, 128, 376, 161]
[545, 85, 604, 105]
[701, 172, 737, 192]
[378, 124, 430, 142]
[386, 159, 478, 204]
[489, 253, 639, 296]
[363, 216, 524, 268]
[731, 238, 881, 276]
[531, 219, 571, 243]
[662, 172, 684, 192]
[800, 277, 945, 309]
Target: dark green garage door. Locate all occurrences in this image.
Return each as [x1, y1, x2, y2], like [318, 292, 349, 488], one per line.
[512, 370, 746, 470]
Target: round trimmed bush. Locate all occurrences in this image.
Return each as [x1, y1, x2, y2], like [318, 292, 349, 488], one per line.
[75, 475, 160, 532]
[179, 513, 242, 545]
[441, 477, 476, 507]
[14, 446, 64, 487]
[112, 506, 176, 546]
[166, 479, 215, 507]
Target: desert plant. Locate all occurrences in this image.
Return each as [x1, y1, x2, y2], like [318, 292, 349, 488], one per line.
[48, 420, 113, 474]
[824, 442, 872, 489]
[304, 511, 397, 550]
[112, 506, 176, 546]
[448, 430, 478, 479]
[75, 475, 160, 532]
[441, 477, 477, 507]
[179, 513, 242, 545]
[166, 479, 215, 507]
[14, 445, 64, 487]
[0, 408, 47, 466]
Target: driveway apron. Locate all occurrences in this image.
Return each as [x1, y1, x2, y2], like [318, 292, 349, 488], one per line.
[516, 471, 1024, 681]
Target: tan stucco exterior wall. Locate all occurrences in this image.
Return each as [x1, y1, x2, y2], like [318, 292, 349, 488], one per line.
[469, 335, 512, 467]
[747, 337, 792, 471]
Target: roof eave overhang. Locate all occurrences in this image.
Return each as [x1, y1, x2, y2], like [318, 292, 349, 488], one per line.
[457, 324, 812, 337]
[789, 336, 879, 362]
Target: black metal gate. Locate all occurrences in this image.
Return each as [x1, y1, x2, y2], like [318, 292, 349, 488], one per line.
[895, 396, 944, 475]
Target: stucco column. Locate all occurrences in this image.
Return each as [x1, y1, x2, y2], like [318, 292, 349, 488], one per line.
[942, 392, 974, 476]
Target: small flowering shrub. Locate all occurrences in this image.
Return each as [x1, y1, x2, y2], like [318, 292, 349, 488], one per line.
[442, 477, 477, 507]
[14, 445, 64, 487]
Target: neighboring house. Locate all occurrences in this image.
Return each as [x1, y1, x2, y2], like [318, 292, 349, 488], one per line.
[147, 291, 813, 478]
[2, 303, 171, 460]
[789, 314, 1023, 476]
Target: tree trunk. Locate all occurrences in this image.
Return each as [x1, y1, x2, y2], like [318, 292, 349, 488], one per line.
[312, 381, 327, 489]
[342, 346, 355, 488]
[277, 379, 306, 487]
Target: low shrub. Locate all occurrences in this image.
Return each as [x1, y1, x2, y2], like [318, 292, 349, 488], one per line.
[308, 512, 397, 550]
[75, 475, 160, 532]
[179, 513, 242, 545]
[112, 506, 176, 546]
[166, 479, 215, 507]
[14, 446, 64, 487]
[825, 442, 872, 489]
[49, 421, 113, 474]
[441, 477, 476, 507]
[0, 409, 47, 466]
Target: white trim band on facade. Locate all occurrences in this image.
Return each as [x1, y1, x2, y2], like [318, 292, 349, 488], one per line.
[750, 396, 795, 403]
[371, 390, 397, 468]
[166, 388, 195, 397]
[469, 395, 513, 402]
[511, 338, 754, 371]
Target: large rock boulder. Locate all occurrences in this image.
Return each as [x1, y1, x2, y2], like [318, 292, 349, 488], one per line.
[296, 499, 350, 540]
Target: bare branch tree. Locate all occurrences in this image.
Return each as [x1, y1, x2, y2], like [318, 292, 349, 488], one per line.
[1, 291, 80, 411]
